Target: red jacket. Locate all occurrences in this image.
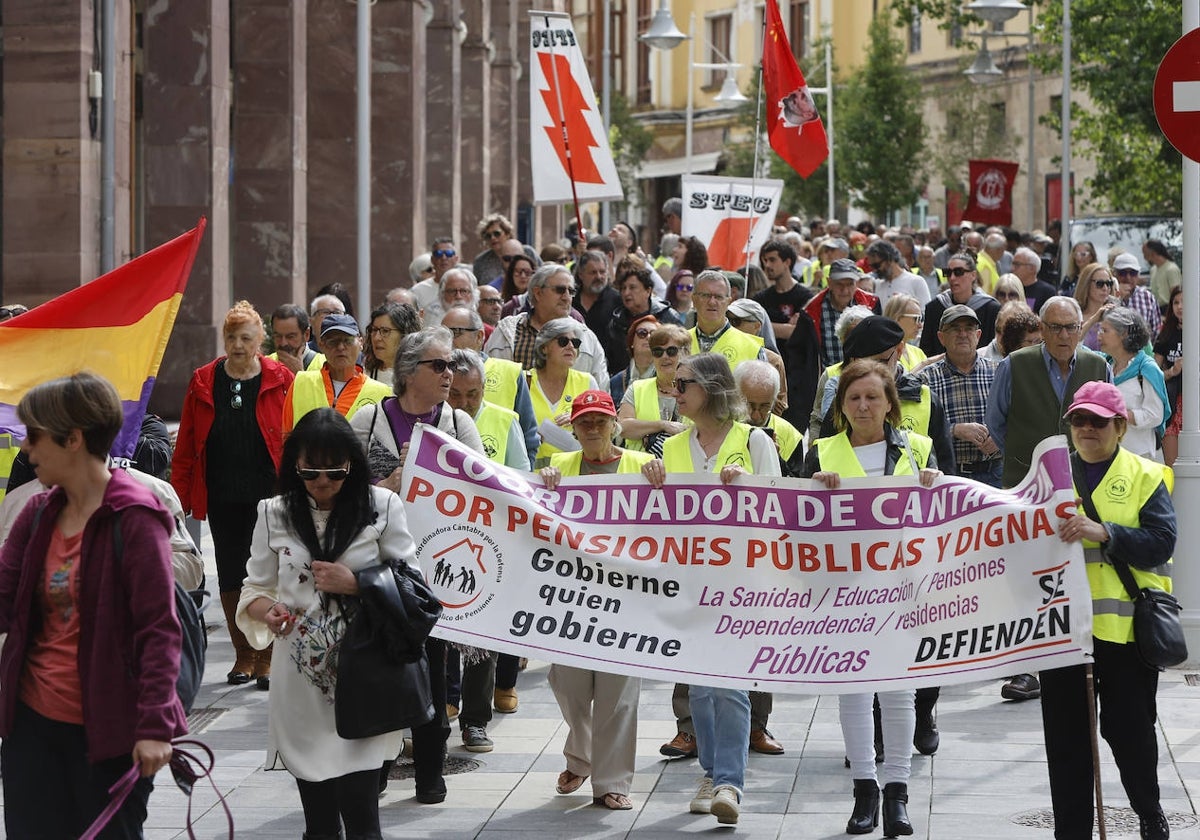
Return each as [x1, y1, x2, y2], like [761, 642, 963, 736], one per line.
[0, 470, 188, 760]
[802, 287, 880, 350]
[171, 356, 292, 520]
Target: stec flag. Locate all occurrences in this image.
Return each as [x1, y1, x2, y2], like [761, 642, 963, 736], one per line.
[963, 159, 1019, 226]
[762, 0, 828, 178]
[0, 219, 206, 459]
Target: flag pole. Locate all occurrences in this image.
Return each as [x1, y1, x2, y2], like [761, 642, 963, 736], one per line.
[743, 59, 767, 272]
[543, 15, 587, 242]
[1086, 663, 1108, 839]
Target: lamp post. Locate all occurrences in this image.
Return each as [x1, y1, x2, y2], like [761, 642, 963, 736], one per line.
[963, 1, 1037, 231]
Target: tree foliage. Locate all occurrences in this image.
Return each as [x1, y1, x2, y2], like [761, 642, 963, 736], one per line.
[838, 10, 928, 219]
[934, 73, 1020, 195]
[608, 90, 655, 216]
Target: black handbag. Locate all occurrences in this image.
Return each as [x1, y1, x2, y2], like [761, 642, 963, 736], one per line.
[1072, 455, 1188, 670]
[335, 561, 443, 739]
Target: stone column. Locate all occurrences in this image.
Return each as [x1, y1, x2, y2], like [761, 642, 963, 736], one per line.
[489, 0, 518, 222]
[143, 0, 231, 416]
[232, 0, 307, 313]
[1, 0, 101, 301]
[460, 2, 492, 240]
[425, 0, 462, 252]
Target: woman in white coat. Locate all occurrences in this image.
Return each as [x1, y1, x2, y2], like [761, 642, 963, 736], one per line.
[238, 408, 418, 840]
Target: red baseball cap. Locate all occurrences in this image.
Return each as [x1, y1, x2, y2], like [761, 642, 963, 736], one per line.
[570, 390, 617, 421]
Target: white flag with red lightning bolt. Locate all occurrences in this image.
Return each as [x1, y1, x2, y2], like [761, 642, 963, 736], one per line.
[529, 11, 624, 205]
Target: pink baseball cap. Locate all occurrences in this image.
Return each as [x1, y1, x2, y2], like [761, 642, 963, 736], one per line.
[1064, 381, 1129, 420]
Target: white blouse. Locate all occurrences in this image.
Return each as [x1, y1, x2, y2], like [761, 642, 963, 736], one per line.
[237, 486, 418, 781]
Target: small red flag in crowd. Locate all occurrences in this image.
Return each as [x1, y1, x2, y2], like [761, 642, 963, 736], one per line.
[964, 159, 1020, 226]
[762, 0, 828, 179]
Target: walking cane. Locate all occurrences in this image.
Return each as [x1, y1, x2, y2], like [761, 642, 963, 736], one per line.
[1086, 663, 1107, 840]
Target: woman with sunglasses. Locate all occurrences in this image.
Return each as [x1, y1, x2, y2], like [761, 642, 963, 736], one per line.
[1044, 381, 1175, 840]
[527, 318, 599, 468]
[992, 274, 1025, 306]
[1074, 262, 1119, 351]
[350, 327, 483, 804]
[801, 359, 940, 838]
[882, 293, 927, 372]
[499, 252, 538, 319]
[0, 373, 187, 838]
[667, 236, 709, 328]
[363, 301, 421, 387]
[639, 353, 780, 826]
[618, 324, 691, 453]
[538, 390, 655, 812]
[609, 314, 659, 405]
[1060, 240, 1098, 298]
[173, 300, 293, 689]
[238, 408, 417, 840]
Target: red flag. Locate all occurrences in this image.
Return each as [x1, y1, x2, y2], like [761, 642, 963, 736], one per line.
[762, 0, 828, 178]
[963, 159, 1019, 226]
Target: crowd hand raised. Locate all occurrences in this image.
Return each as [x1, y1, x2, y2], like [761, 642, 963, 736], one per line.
[312, 560, 358, 595]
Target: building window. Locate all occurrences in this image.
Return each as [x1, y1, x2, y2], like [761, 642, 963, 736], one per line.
[908, 11, 922, 53]
[790, 1, 809, 61]
[705, 13, 732, 89]
[636, 0, 652, 105]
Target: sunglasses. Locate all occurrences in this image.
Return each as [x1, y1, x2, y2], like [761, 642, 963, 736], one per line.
[417, 358, 453, 373]
[296, 465, 351, 481]
[673, 377, 697, 391]
[483, 230, 505, 240]
[633, 328, 654, 339]
[230, 380, 243, 410]
[432, 249, 456, 259]
[946, 267, 974, 277]
[311, 307, 342, 317]
[547, 284, 576, 296]
[1068, 413, 1114, 429]
[554, 336, 583, 349]
[1117, 268, 1140, 278]
[447, 326, 479, 336]
[675, 283, 694, 292]
[1092, 280, 1115, 289]
[651, 346, 684, 358]
[501, 255, 517, 263]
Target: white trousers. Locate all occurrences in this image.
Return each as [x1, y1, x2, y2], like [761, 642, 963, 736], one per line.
[547, 664, 640, 796]
[840, 690, 915, 786]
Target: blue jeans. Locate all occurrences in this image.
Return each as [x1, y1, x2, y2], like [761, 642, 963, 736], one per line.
[958, 460, 1003, 488]
[690, 685, 750, 795]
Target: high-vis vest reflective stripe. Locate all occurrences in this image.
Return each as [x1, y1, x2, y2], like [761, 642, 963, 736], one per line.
[484, 356, 522, 410]
[662, 422, 755, 473]
[1079, 447, 1175, 644]
[529, 368, 593, 460]
[766, 414, 803, 460]
[689, 326, 763, 370]
[289, 368, 391, 428]
[474, 400, 518, 464]
[812, 430, 932, 477]
[550, 448, 654, 477]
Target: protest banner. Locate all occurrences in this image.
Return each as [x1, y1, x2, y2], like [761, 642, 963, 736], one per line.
[680, 175, 783, 272]
[403, 428, 1092, 694]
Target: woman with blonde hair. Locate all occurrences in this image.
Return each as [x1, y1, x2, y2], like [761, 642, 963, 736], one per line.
[1074, 262, 1119, 351]
[173, 300, 293, 689]
[882, 293, 927, 371]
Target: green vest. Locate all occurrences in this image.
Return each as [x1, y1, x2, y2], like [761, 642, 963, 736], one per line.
[812, 430, 932, 477]
[662, 422, 755, 473]
[551, 448, 654, 476]
[766, 414, 803, 460]
[689, 326, 763, 370]
[484, 357, 522, 411]
[474, 400, 518, 465]
[1079, 448, 1174, 644]
[0, 434, 16, 504]
[290, 370, 391, 426]
[1003, 346, 1109, 487]
[529, 368, 594, 461]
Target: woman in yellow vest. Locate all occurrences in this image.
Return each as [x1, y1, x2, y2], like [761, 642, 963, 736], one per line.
[538, 390, 654, 811]
[639, 352, 780, 827]
[882, 293, 928, 373]
[1048, 381, 1175, 840]
[617, 323, 691, 454]
[800, 359, 940, 838]
[527, 318, 598, 467]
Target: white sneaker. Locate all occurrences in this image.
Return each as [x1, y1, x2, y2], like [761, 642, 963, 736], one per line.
[710, 785, 741, 825]
[689, 777, 714, 814]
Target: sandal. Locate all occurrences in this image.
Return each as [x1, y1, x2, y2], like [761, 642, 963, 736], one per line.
[594, 792, 633, 810]
[555, 770, 588, 794]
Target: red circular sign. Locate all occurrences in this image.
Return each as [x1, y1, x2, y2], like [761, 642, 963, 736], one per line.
[1154, 28, 1200, 163]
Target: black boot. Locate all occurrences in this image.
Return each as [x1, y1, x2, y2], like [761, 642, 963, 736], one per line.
[1140, 809, 1170, 840]
[846, 779, 880, 834]
[882, 782, 913, 837]
[913, 686, 940, 756]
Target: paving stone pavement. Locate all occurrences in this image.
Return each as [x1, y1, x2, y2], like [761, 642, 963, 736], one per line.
[4, 526, 1198, 839]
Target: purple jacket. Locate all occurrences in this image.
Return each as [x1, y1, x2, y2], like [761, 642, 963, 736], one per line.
[0, 469, 188, 761]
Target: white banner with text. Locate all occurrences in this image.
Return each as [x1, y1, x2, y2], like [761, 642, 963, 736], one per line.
[404, 428, 1093, 694]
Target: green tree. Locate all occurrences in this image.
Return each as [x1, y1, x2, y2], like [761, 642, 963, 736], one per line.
[890, 0, 1183, 213]
[838, 10, 928, 219]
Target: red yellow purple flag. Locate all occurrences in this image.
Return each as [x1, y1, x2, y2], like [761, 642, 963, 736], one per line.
[0, 219, 207, 458]
[762, 0, 828, 178]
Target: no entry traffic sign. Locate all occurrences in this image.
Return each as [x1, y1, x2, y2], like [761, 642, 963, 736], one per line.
[1154, 28, 1200, 163]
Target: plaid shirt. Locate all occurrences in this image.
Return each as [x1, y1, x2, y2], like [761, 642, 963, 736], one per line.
[919, 355, 997, 467]
[511, 314, 540, 369]
[1123, 286, 1163, 337]
[820, 295, 844, 366]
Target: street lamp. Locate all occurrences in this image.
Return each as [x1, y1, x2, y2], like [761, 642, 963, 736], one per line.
[640, 0, 688, 51]
[961, 1, 1036, 230]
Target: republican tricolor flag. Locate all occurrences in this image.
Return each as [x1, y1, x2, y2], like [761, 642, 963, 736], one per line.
[0, 219, 206, 459]
[762, 0, 828, 179]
